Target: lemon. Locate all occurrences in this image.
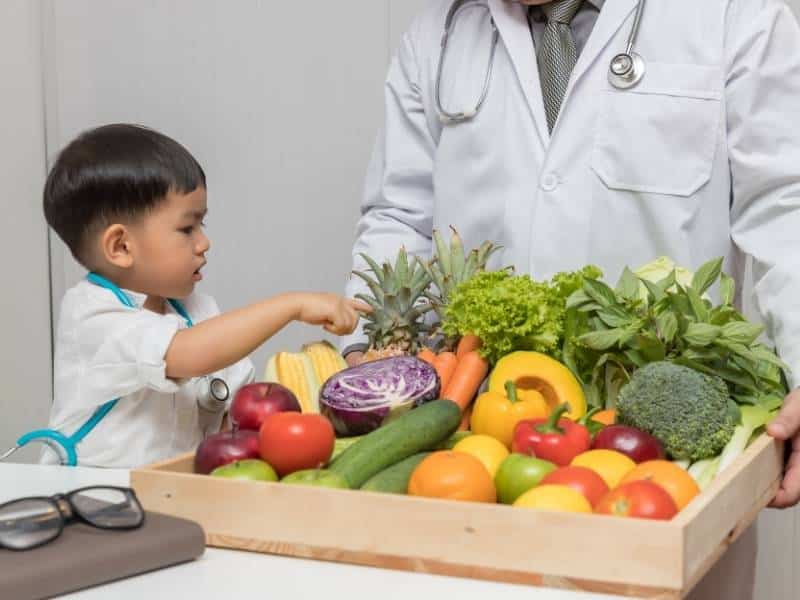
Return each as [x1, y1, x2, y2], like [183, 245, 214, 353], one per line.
[513, 484, 592, 513]
[571, 449, 636, 489]
[453, 434, 510, 478]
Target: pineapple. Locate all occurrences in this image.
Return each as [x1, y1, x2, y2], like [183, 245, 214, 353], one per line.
[352, 247, 433, 361]
[418, 227, 503, 350]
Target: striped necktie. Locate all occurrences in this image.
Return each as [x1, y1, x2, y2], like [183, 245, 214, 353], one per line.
[537, 0, 584, 132]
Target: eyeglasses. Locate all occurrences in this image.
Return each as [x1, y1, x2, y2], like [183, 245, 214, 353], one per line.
[0, 486, 145, 551]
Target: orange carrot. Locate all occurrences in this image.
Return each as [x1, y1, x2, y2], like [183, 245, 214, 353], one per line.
[432, 351, 459, 390]
[417, 347, 437, 365]
[442, 350, 489, 412]
[458, 404, 473, 431]
[456, 334, 482, 359]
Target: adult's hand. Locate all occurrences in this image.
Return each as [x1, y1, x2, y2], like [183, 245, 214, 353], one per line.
[345, 351, 365, 368]
[767, 388, 800, 508]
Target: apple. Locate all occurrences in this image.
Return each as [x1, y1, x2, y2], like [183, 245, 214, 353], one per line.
[280, 469, 350, 489]
[494, 453, 557, 505]
[210, 459, 278, 482]
[194, 429, 261, 474]
[230, 382, 302, 431]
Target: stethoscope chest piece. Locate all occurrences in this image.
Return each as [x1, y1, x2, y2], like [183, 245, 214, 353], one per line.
[608, 52, 645, 89]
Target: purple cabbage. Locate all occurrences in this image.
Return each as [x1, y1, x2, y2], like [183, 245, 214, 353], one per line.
[319, 356, 441, 436]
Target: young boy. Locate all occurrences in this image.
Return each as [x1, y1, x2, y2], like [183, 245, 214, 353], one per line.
[41, 123, 367, 468]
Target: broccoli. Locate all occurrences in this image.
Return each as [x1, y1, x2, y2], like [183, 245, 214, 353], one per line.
[616, 361, 739, 462]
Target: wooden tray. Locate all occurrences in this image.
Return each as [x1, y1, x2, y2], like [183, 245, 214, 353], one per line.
[131, 433, 783, 599]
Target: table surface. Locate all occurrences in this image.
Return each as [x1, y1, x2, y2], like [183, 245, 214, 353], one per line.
[0, 462, 623, 600]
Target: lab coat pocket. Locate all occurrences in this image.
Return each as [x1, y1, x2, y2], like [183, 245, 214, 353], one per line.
[591, 62, 722, 197]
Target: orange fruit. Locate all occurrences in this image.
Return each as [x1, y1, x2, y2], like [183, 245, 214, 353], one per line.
[571, 449, 636, 489]
[620, 460, 700, 510]
[408, 451, 497, 503]
[591, 409, 616, 426]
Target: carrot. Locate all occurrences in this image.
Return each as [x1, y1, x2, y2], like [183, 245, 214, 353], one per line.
[458, 404, 473, 431]
[456, 334, 482, 359]
[432, 351, 459, 390]
[442, 350, 489, 413]
[417, 347, 437, 365]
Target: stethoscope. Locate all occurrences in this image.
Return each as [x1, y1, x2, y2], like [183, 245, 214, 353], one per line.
[0, 273, 229, 467]
[435, 0, 647, 124]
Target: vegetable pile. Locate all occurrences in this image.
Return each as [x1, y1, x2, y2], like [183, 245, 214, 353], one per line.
[194, 238, 790, 524]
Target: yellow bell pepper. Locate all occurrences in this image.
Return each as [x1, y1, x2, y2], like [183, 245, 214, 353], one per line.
[470, 381, 549, 449]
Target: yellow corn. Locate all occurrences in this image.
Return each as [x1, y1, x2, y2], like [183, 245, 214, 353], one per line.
[272, 352, 319, 413]
[303, 341, 347, 385]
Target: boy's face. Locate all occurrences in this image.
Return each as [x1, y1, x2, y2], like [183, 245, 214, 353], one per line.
[127, 186, 210, 302]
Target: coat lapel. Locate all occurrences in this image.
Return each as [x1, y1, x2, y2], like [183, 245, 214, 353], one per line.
[566, 0, 638, 96]
[488, 0, 550, 146]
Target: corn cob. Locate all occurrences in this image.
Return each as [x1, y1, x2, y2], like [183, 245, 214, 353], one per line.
[264, 351, 320, 413]
[302, 341, 347, 386]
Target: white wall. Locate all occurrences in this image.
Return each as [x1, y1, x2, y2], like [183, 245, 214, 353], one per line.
[3, 1, 800, 596]
[0, 1, 53, 463]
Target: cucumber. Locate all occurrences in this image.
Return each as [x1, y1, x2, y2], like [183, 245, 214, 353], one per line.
[360, 452, 430, 494]
[328, 399, 461, 488]
[331, 435, 364, 461]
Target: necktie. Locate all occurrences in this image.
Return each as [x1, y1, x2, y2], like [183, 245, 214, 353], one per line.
[537, 0, 584, 132]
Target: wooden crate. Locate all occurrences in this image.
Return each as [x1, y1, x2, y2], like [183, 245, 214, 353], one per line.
[131, 433, 783, 599]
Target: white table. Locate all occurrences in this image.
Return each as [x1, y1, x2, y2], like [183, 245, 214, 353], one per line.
[0, 463, 622, 600]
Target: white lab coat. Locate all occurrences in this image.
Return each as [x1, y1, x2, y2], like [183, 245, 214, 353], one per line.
[342, 0, 800, 396]
[41, 280, 255, 468]
[342, 1, 800, 597]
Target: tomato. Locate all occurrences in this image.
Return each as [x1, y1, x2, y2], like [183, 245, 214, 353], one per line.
[570, 449, 636, 489]
[595, 480, 678, 520]
[540, 466, 610, 508]
[620, 460, 700, 510]
[513, 484, 592, 513]
[258, 412, 335, 476]
[452, 434, 509, 478]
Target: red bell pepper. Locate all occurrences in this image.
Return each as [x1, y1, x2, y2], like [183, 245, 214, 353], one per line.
[512, 403, 591, 466]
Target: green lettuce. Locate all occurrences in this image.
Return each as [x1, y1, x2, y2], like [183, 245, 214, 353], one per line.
[442, 266, 602, 366]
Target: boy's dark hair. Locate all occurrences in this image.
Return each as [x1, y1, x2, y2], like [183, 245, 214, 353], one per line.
[43, 123, 206, 264]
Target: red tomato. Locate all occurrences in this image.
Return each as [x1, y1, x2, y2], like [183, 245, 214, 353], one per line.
[595, 480, 678, 520]
[541, 466, 610, 508]
[258, 413, 335, 476]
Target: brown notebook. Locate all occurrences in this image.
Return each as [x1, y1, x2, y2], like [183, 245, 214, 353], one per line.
[0, 511, 206, 600]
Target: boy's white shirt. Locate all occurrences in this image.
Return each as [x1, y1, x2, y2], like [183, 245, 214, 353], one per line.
[40, 279, 255, 468]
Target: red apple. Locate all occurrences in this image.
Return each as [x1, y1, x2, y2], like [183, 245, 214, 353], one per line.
[194, 429, 261, 474]
[230, 382, 301, 431]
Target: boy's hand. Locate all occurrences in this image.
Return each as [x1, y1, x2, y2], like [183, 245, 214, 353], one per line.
[297, 293, 372, 335]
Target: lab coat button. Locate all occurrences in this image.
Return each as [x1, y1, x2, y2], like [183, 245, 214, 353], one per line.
[541, 173, 559, 192]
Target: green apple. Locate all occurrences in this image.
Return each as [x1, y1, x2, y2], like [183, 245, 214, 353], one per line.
[494, 453, 557, 505]
[210, 459, 278, 482]
[281, 469, 350, 489]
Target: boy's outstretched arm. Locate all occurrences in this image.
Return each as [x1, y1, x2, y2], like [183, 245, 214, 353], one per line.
[164, 292, 369, 379]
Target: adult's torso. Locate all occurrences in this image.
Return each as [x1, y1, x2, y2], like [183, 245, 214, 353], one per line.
[412, 0, 731, 281]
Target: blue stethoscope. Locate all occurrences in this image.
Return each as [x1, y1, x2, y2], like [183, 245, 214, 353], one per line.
[0, 273, 229, 466]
